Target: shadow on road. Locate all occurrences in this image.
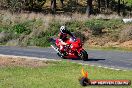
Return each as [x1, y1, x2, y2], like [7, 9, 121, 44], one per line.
[86, 58, 105, 61]
[71, 58, 105, 61]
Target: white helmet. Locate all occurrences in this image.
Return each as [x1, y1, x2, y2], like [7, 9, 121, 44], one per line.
[60, 26, 67, 34]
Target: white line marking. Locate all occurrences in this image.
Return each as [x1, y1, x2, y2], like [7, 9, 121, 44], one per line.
[123, 70, 127, 71]
[109, 68, 114, 70]
[0, 54, 128, 71]
[115, 69, 120, 71]
[98, 66, 102, 68]
[104, 67, 108, 69]
[0, 54, 61, 61]
[90, 65, 95, 66]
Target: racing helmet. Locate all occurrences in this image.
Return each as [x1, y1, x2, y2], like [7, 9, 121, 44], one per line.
[60, 26, 67, 34]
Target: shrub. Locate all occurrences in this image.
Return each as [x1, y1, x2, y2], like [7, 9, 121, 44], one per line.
[7, 0, 22, 13]
[12, 23, 31, 34]
[47, 21, 61, 36]
[0, 27, 4, 33]
[65, 21, 83, 32]
[0, 32, 13, 43]
[73, 31, 86, 42]
[23, 0, 46, 11]
[104, 19, 123, 29]
[85, 19, 105, 35]
[0, 26, 19, 44]
[119, 26, 132, 42]
[28, 37, 50, 47]
[0, 0, 46, 13]
[109, 31, 119, 42]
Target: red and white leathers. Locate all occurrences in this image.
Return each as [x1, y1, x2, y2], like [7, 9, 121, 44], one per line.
[58, 32, 68, 52]
[58, 26, 76, 53]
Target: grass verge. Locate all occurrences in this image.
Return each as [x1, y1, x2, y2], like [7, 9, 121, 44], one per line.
[0, 57, 132, 88]
[87, 46, 132, 52]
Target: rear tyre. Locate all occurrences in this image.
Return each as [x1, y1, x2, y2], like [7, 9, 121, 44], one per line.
[79, 50, 88, 61]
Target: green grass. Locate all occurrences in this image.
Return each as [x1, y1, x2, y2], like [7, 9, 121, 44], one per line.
[87, 46, 132, 52]
[0, 60, 132, 88]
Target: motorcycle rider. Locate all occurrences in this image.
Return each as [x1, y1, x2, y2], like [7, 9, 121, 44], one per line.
[58, 26, 76, 55]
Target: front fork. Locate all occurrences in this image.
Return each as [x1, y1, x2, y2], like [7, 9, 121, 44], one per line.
[51, 45, 65, 57]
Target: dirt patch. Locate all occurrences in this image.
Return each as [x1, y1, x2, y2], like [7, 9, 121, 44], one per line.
[120, 40, 132, 48]
[85, 40, 132, 50]
[0, 56, 52, 68]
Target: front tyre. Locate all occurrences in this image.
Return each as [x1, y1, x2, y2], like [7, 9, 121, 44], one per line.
[79, 50, 88, 61]
[57, 52, 64, 58]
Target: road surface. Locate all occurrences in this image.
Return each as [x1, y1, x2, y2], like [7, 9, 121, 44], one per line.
[0, 46, 132, 70]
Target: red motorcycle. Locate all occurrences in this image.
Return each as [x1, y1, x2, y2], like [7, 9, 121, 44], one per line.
[50, 37, 88, 61]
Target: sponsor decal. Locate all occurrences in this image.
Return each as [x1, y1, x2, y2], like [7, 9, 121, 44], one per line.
[79, 68, 131, 86]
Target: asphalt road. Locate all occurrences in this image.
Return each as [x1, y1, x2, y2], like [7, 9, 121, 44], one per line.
[0, 46, 132, 70]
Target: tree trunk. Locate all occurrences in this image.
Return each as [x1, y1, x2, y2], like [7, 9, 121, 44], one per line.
[106, 0, 109, 8]
[60, 0, 64, 7]
[86, 0, 93, 17]
[51, 0, 56, 14]
[117, 0, 120, 15]
[106, 0, 109, 13]
[98, 0, 101, 13]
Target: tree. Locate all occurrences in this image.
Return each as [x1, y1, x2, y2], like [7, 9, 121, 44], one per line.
[118, 0, 121, 15]
[106, 0, 109, 12]
[51, 0, 56, 14]
[86, 0, 93, 17]
[60, 0, 64, 8]
[21, 0, 46, 11]
[98, 0, 101, 12]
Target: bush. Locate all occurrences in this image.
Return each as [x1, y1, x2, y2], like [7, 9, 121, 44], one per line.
[85, 19, 105, 35]
[119, 26, 132, 42]
[65, 21, 83, 32]
[0, 32, 14, 43]
[12, 24, 26, 34]
[74, 31, 86, 42]
[109, 31, 119, 42]
[0, 26, 19, 44]
[11, 20, 35, 35]
[0, 0, 46, 13]
[28, 37, 50, 47]
[7, 0, 23, 13]
[104, 19, 123, 29]
[26, 0, 46, 11]
[47, 21, 61, 36]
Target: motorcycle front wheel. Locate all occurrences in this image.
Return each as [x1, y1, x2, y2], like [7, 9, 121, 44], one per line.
[79, 50, 88, 61]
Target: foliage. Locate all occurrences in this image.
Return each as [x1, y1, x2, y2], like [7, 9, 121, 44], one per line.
[7, 0, 22, 13]
[74, 31, 86, 42]
[65, 21, 83, 32]
[47, 21, 61, 36]
[0, 17, 130, 47]
[0, 0, 46, 13]
[0, 27, 18, 44]
[85, 19, 105, 35]
[124, 0, 132, 6]
[12, 23, 31, 34]
[0, 0, 132, 15]
[29, 37, 50, 47]
[24, 0, 46, 11]
[85, 19, 123, 35]
[119, 26, 132, 42]
[104, 19, 123, 29]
